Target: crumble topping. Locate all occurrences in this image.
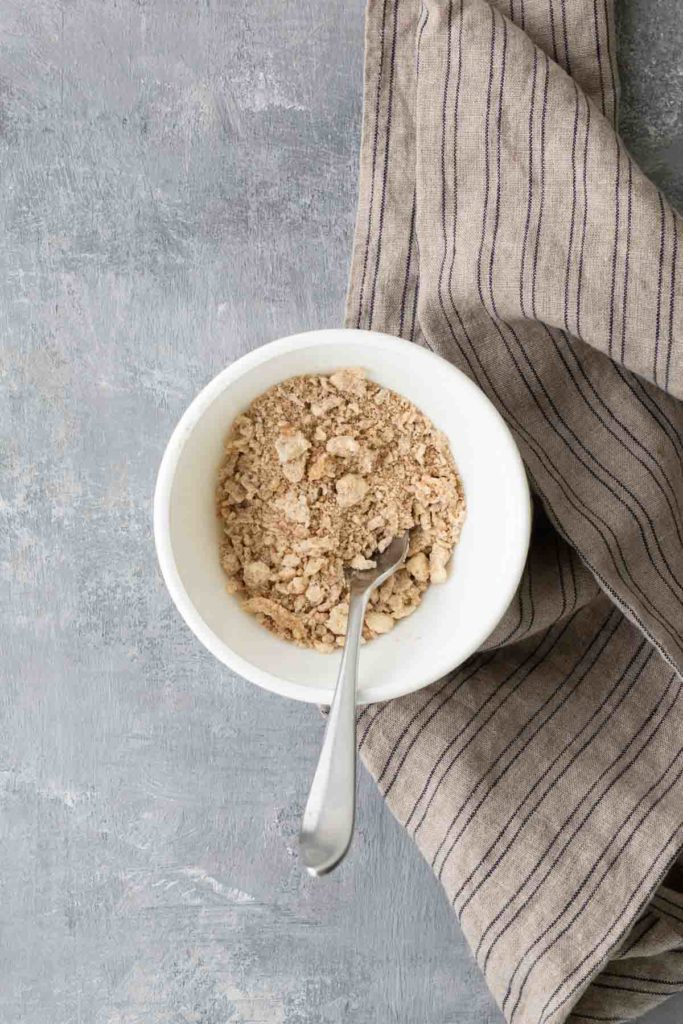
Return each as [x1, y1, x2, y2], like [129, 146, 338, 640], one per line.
[216, 368, 465, 651]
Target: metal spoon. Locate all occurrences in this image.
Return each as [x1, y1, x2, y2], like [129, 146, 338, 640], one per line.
[299, 532, 410, 877]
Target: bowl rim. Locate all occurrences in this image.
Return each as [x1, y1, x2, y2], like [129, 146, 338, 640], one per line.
[154, 328, 532, 704]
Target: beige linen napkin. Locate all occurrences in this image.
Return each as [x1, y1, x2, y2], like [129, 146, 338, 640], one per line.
[345, 2, 683, 1022]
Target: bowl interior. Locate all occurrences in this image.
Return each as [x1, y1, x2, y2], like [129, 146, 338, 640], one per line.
[157, 330, 530, 704]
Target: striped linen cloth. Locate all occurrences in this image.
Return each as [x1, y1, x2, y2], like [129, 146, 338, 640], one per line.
[345, 2, 683, 1022]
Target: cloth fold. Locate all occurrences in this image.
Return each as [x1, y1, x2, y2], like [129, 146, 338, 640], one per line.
[345, 2, 683, 1022]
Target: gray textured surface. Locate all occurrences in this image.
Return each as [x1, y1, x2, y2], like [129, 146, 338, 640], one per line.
[1, 1, 681, 1021]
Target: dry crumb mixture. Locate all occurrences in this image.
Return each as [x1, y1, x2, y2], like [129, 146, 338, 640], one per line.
[216, 368, 466, 651]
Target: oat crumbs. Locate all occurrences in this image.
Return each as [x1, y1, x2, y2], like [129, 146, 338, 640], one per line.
[216, 368, 466, 651]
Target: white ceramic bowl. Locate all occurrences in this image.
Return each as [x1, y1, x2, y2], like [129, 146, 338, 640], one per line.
[154, 329, 531, 704]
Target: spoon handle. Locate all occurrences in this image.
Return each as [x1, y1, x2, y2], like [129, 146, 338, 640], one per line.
[299, 588, 368, 876]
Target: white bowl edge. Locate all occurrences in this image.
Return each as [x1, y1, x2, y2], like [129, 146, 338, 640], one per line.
[154, 328, 532, 704]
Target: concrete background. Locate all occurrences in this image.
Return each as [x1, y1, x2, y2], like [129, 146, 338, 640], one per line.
[1, 1, 681, 1021]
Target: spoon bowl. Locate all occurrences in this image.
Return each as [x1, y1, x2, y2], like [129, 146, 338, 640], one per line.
[348, 534, 411, 593]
